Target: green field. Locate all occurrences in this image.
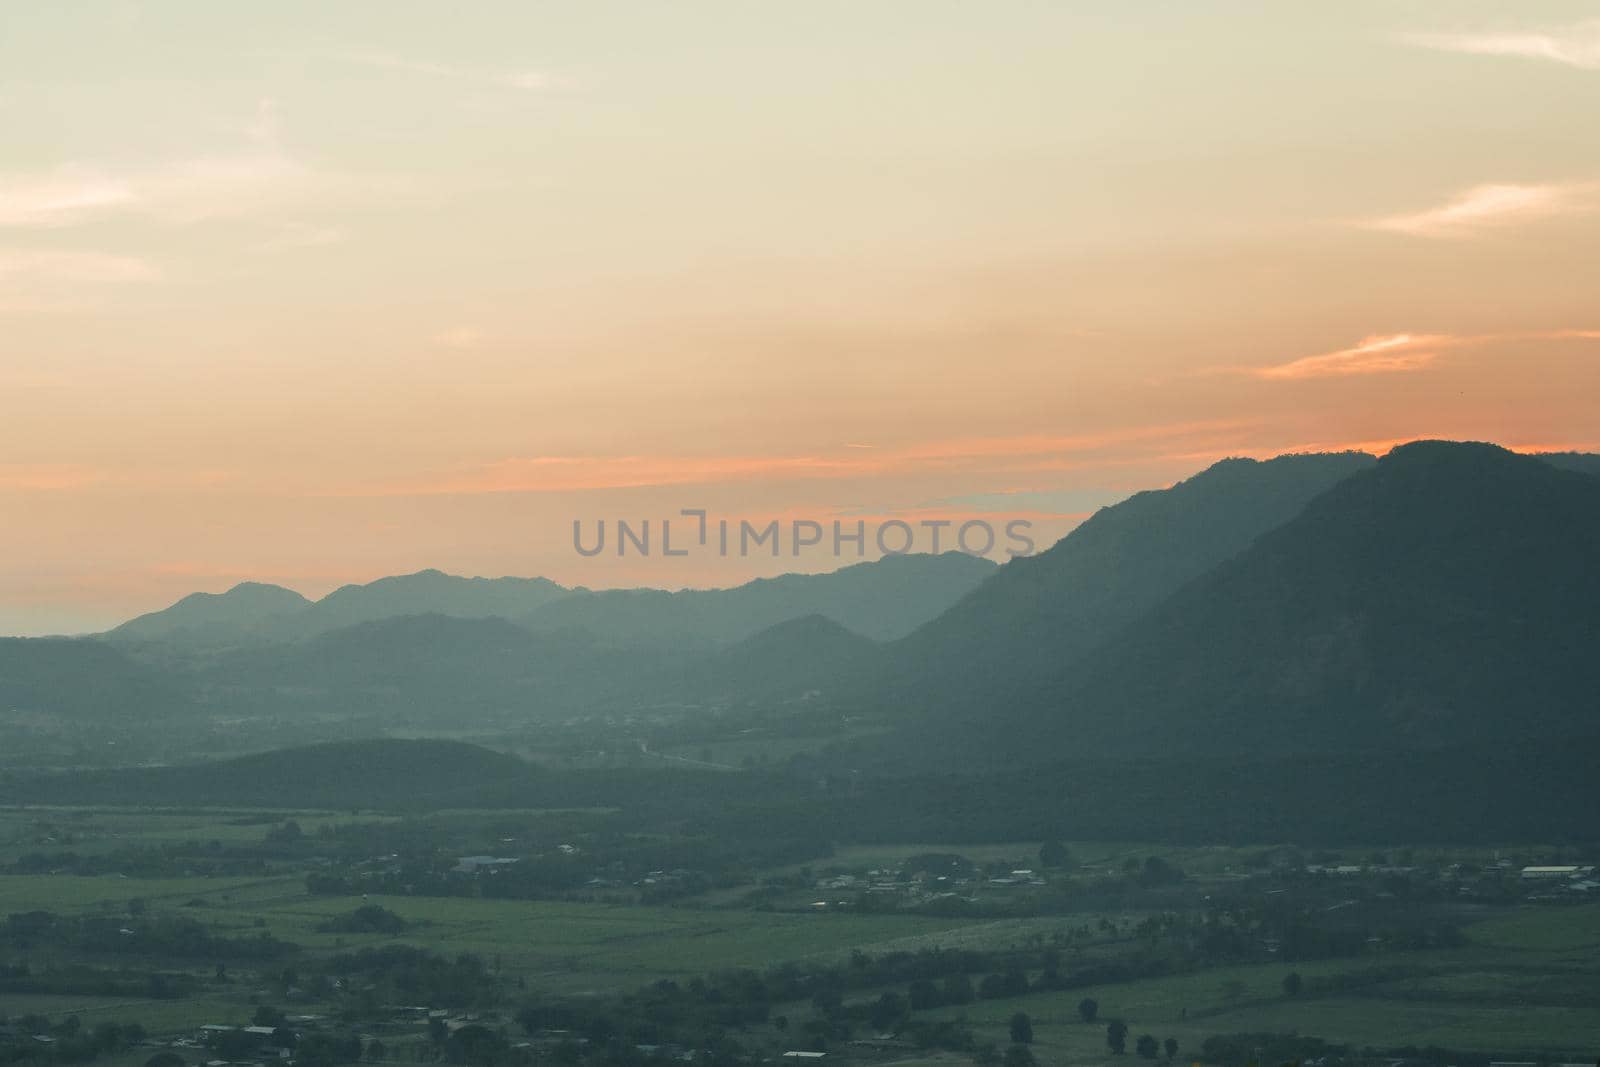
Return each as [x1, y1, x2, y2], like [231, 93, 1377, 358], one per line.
[913, 905, 1600, 1063]
[4, 809, 1599, 1062]
[11, 876, 1598, 1059]
[0, 808, 395, 865]
[0, 869, 988, 1033]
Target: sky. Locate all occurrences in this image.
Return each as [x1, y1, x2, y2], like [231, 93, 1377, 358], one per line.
[3, 1, 1599, 634]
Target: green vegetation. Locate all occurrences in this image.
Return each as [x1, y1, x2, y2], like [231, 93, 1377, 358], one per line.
[1, 805, 1598, 1067]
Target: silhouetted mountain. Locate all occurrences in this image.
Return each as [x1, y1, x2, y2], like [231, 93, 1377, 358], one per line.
[523, 552, 997, 646]
[286, 570, 571, 638]
[0, 638, 193, 720]
[856, 451, 1377, 717]
[109, 582, 310, 647]
[959, 441, 1600, 767]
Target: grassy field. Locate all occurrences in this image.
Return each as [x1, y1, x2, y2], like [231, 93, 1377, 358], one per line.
[13, 877, 1594, 1058]
[0, 873, 302, 913]
[0, 808, 394, 865]
[4, 810, 1599, 1062]
[0, 868, 991, 1032]
[915, 904, 1600, 1063]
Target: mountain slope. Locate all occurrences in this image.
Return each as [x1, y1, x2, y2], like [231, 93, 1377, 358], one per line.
[0, 638, 193, 720]
[110, 582, 310, 647]
[523, 551, 997, 646]
[1539, 451, 1600, 479]
[975, 441, 1600, 765]
[857, 451, 1378, 716]
[203, 613, 657, 720]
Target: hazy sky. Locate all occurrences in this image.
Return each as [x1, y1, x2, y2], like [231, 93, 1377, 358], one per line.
[4, 2, 1599, 634]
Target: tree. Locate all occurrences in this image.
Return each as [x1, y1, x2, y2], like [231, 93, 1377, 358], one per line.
[1078, 997, 1099, 1023]
[909, 979, 942, 1010]
[1040, 949, 1062, 988]
[1282, 971, 1303, 997]
[1139, 856, 1183, 886]
[1136, 1034, 1159, 1059]
[253, 1005, 287, 1029]
[1003, 1046, 1038, 1067]
[92, 1022, 126, 1053]
[1039, 840, 1071, 869]
[943, 972, 976, 1005]
[1164, 1037, 1179, 1060]
[978, 973, 1009, 1000]
[812, 987, 844, 1018]
[1008, 1013, 1033, 1045]
[1107, 1020, 1128, 1054]
[870, 992, 906, 1032]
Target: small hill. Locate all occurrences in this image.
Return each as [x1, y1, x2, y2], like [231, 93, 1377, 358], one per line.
[679, 614, 876, 703]
[971, 441, 1600, 766]
[109, 582, 310, 647]
[7, 739, 534, 809]
[0, 637, 193, 720]
[523, 551, 997, 646]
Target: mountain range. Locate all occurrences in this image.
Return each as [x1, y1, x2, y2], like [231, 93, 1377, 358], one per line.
[108, 552, 997, 652]
[7, 439, 1599, 842]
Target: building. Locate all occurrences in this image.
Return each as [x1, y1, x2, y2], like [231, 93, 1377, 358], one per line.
[1520, 865, 1594, 880]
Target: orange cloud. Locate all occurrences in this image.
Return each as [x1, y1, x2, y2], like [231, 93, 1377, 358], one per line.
[1252, 333, 1448, 380]
[0, 464, 104, 491]
[1205, 327, 1600, 385]
[355, 420, 1256, 496]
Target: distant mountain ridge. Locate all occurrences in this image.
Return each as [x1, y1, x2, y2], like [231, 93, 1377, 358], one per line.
[111, 581, 310, 646]
[106, 552, 996, 652]
[288, 570, 569, 639]
[520, 552, 998, 646]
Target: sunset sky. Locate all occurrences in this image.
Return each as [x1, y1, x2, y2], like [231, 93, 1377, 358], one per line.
[4, 1, 1600, 634]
